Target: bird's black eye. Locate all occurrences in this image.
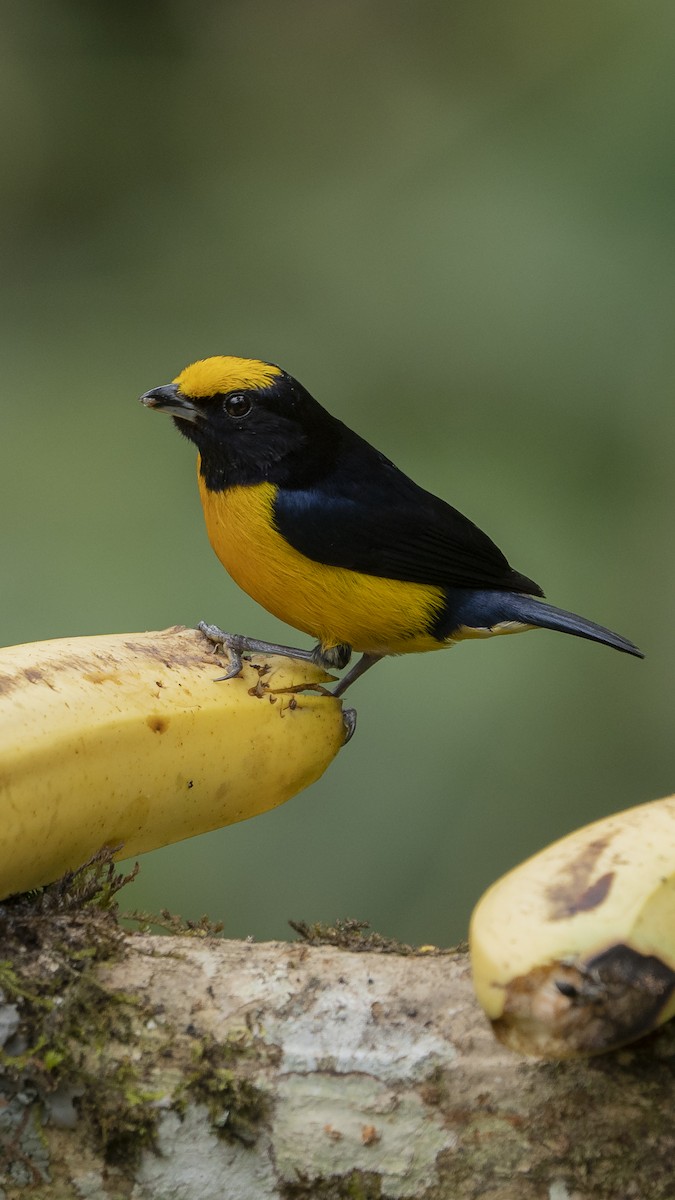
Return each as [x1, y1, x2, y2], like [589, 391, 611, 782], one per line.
[223, 393, 252, 418]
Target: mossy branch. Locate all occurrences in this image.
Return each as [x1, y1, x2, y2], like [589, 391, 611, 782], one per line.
[0, 859, 672, 1199]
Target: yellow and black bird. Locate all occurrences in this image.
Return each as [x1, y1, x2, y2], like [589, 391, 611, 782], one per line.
[141, 355, 643, 694]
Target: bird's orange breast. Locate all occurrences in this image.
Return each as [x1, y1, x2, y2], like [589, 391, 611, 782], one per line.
[196, 469, 446, 656]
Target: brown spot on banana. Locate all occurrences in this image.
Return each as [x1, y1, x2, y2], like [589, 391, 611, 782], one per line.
[545, 835, 614, 919]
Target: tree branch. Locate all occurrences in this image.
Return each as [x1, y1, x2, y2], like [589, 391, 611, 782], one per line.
[2, 932, 674, 1198]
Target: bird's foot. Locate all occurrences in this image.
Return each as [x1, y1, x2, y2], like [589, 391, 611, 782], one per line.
[197, 625, 367, 709]
[198, 621, 317, 680]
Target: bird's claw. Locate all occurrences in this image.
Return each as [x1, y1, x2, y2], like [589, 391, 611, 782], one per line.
[214, 656, 243, 682]
[341, 707, 357, 744]
[198, 621, 245, 679]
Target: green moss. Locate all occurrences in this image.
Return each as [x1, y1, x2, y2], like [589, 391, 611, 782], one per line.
[0, 852, 285, 1188]
[180, 1032, 270, 1145]
[78, 1060, 163, 1167]
[288, 917, 459, 956]
[124, 906, 224, 937]
[0, 961, 53, 1008]
[0, 857, 134, 1079]
[0, 1034, 49, 1072]
[0, 852, 153, 1181]
[281, 1170, 383, 1199]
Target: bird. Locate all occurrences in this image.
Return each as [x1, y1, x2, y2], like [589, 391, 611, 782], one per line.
[140, 355, 643, 695]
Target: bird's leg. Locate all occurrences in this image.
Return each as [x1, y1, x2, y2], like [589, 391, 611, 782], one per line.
[198, 621, 370, 697]
[312, 643, 352, 670]
[332, 652, 383, 697]
[198, 622, 316, 680]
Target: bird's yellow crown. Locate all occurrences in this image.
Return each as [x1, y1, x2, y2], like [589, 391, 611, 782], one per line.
[173, 356, 282, 398]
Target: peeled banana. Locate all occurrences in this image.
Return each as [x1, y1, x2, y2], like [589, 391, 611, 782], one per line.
[0, 625, 348, 899]
[470, 794, 675, 1057]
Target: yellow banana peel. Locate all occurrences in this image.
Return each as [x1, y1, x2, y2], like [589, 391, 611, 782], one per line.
[470, 795, 675, 1057]
[0, 625, 349, 899]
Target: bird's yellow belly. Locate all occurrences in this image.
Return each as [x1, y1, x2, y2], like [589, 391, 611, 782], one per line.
[197, 474, 446, 655]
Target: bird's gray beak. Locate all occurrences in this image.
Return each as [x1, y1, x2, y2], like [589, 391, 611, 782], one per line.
[140, 384, 200, 425]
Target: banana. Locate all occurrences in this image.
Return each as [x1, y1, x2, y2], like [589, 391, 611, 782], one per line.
[469, 794, 675, 1057]
[0, 625, 349, 899]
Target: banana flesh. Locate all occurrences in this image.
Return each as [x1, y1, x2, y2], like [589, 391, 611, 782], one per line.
[469, 795, 675, 1057]
[0, 625, 348, 899]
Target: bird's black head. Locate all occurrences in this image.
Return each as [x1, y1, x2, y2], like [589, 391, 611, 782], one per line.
[140, 355, 342, 490]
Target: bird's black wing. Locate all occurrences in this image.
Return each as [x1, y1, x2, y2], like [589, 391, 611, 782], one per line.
[273, 442, 544, 596]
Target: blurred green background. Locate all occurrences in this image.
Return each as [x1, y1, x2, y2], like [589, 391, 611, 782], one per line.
[1, 1, 672, 945]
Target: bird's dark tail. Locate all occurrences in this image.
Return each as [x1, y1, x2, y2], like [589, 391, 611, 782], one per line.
[437, 588, 644, 658]
[499, 593, 644, 658]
